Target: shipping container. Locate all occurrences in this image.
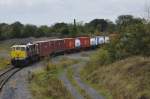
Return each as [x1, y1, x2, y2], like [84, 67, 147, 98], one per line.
[75, 38, 81, 48]
[35, 39, 65, 57]
[78, 37, 90, 48]
[95, 36, 105, 45]
[90, 37, 96, 47]
[51, 39, 65, 53]
[64, 38, 75, 50]
[105, 36, 110, 43]
[35, 40, 51, 57]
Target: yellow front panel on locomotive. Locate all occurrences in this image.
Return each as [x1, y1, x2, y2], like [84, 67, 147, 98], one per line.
[11, 50, 27, 59]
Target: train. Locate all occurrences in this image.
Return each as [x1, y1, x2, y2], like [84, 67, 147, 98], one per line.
[10, 36, 109, 67]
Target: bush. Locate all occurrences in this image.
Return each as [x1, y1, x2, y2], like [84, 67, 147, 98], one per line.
[91, 49, 111, 65]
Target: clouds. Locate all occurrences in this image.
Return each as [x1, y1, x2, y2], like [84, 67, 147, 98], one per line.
[0, 0, 147, 25]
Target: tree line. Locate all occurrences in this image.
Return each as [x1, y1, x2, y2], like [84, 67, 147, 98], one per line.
[0, 15, 150, 41]
[0, 16, 115, 40]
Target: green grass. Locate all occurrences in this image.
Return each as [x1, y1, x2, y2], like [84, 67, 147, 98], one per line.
[80, 71, 112, 99]
[29, 57, 79, 99]
[81, 56, 150, 99]
[0, 42, 11, 70]
[67, 67, 92, 99]
[30, 70, 73, 99]
[0, 42, 12, 52]
[0, 57, 10, 70]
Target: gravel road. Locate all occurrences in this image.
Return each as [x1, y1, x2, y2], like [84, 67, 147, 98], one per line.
[0, 62, 46, 99]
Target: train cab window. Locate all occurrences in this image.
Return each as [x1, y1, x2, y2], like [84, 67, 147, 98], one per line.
[26, 47, 29, 52]
[16, 47, 20, 50]
[13, 47, 26, 51]
[20, 47, 26, 51]
[11, 47, 15, 51]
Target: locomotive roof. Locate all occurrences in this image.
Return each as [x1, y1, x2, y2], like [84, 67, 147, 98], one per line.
[11, 45, 27, 48]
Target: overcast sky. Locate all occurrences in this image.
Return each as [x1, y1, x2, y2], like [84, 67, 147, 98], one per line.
[0, 0, 149, 26]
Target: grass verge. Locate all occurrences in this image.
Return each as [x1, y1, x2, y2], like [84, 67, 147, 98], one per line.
[29, 57, 78, 99]
[0, 57, 10, 70]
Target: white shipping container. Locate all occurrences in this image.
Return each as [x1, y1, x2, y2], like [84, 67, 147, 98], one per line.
[75, 38, 81, 48]
[90, 38, 96, 46]
[96, 36, 105, 45]
[105, 36, 110, 43]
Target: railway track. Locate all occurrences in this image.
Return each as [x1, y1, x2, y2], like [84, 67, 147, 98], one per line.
[0, 67, 22, 91]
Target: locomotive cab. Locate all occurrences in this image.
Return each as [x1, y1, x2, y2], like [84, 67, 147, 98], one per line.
[11, 45, 28, 66]
[11, 43, 39, 67]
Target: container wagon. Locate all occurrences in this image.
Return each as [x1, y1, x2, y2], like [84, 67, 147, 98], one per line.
[90, 37, 97, 48]
[78, 37, 90, 49]
[64, 38, 75, 52]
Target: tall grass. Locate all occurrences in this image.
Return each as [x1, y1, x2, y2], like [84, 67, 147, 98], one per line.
[81, 56, 150, 99]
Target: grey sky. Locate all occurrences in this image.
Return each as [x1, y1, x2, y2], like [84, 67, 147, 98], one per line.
[0, 0, 148, 25]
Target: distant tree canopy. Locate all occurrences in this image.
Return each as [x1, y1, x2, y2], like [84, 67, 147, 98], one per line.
[51, 23, 69, 36]
[0, 15, 150, 41]
[86, 19, 108, 33]
[116, 15, 145, 33]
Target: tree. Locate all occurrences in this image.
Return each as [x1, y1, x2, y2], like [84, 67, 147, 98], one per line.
[22, 24, 37, 37]
[106, 19, 116, 33]
[36, 25, 50, 37]
[87, 19, 108, 34]
[51, 23, 69, 36]
[11, 22, 23, 38]
[116, 15, 144, 33]
[0, 23, 12, 40]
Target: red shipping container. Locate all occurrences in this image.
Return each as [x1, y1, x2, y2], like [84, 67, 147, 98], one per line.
[35, 39, 65, 57]
[78, 37, 90, 48]
[36, 40, 51, 57]
[64, 38, 75, 50]
[51, 39, 65, 53]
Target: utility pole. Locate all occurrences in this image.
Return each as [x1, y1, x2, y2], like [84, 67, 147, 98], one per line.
[74, 19, 76, 27]
[145, 0, 150, 22]
[73, 19, 77, 36]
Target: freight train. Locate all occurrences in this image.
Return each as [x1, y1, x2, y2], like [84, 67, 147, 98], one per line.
[10, 36, 109, 67]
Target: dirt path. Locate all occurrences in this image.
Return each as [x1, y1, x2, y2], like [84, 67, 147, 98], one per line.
[60, 70, 84, 99]
[62, 51, 105, 99]
[72, 63, 104, 99]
